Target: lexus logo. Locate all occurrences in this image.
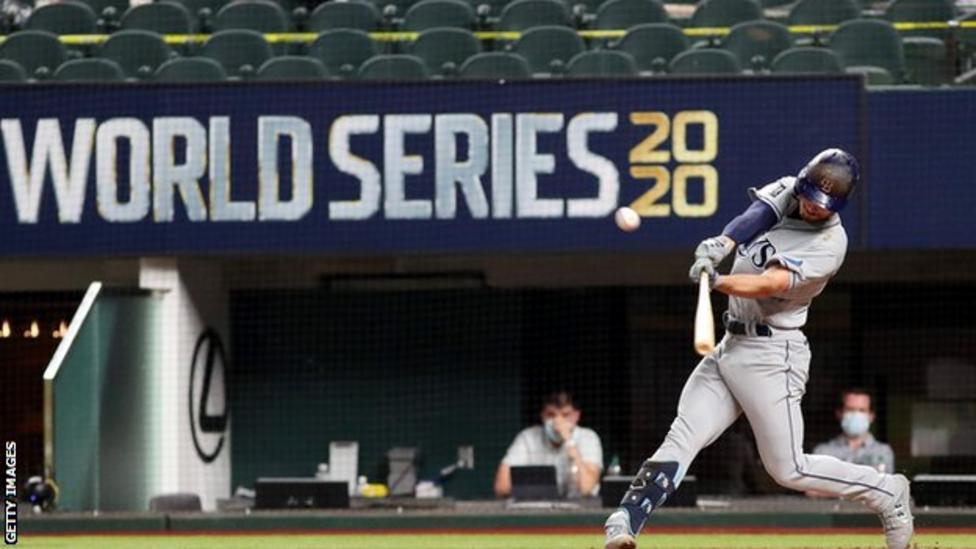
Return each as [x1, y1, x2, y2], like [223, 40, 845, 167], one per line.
[189, 328, 228, 463]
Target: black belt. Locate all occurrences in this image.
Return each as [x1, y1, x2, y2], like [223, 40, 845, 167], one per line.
[723, 313, 772, 337]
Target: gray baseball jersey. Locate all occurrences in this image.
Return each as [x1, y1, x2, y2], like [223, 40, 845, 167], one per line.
[728, 178, 849, 329]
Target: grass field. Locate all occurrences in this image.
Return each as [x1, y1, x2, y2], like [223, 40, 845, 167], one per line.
[16, 532, 976, 549]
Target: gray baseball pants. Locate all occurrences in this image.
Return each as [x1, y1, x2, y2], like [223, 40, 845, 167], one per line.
[650, 331, 898, 513]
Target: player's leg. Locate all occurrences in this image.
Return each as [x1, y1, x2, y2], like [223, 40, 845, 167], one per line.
[721, 337, 913, 549]
[605, 345, 742, 549]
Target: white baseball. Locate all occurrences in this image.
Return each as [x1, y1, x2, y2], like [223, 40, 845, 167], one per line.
[614, 207, 641, 232]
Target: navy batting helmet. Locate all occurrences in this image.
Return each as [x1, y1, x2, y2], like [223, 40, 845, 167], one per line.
[795, 148, 859, 213]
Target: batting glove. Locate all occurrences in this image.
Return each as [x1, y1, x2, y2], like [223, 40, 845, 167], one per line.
[689, 258, 719, 288]
[694, 236, 735, 267]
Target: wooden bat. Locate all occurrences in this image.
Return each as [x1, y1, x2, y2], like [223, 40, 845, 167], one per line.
[694, 272, 715, 356]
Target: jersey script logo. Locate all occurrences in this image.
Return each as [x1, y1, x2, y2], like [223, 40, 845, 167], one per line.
[738, 238, 777, 269]
[189, 328, 229, 463]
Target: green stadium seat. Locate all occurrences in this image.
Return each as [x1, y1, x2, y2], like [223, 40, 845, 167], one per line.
[957, 12, 976, 65]
[884, 0, 955, 39]
[98, 30, 173, 80]
[25, 1, 98, 35]
[358, 54, 430, 80]
[174, 0, 232, 31]
[690, 0, 762, 28]
[376, 0, 425, 17]
[274, 0, 306, 20]
[593, 0, 667, 31]
[829, 19, 904, 83]
[845, 66, 895, 85]
[885, 0, 944, 86]
[307, 1, 381, 32]
[307, 29, 377, 78]
[154, 57, 228, 81]
[202, 29, 274, 78]
[459, 51, 532, 79]
[902, 36, 949, 85]
[256, 56, 329, 80]
[722, 20, 792, 71]
[515, 25, 584, 75]
[214, 0, 290, 32]
[403, 0, 475, 31]
[121, 2, 195, 34]
[0, 60, 27, 83]
[771, 46, 843, 73]
[76, 0, 129, 23]
[473, 0, 511, 18]
[0, 31, 67, 80]
[567, 50, 638, 76]
[54, 58, 125, 82]
[408, 27, 481, 76]
[786, 0, 860, 26]
[565, 0, 608, 22]
[617, 23, 689, 73]
[498, 0, 571, 32]
[669, 48, 741, 73]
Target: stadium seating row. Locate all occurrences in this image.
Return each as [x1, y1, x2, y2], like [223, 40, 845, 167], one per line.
[0, 21, 951, 84]
[9, 0, 968, 35]
[0, 46, 844, 81]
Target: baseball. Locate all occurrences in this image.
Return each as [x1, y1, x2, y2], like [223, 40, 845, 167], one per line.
[614, 207, 641, 232]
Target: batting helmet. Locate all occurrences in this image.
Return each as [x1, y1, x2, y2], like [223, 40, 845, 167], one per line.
[795, 148, 859, 212]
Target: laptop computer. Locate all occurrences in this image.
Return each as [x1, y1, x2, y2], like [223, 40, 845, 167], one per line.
[510, 465, 559, 501]
[254, 477, 350, 509]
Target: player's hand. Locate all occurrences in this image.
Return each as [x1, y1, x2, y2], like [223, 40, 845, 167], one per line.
[689, 258, 718, 288]
[694, 236, 735, 267]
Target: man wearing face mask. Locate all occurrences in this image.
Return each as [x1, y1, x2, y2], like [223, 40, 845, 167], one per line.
[494, 391, 604, 498]
[812, 389, 895, 475]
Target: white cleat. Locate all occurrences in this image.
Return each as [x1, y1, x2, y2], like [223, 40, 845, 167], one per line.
[880, 474, 914, 549]
[604, 509, 638, 549]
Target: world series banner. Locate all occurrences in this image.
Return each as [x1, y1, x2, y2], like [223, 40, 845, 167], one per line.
[0, 77, 863, 256]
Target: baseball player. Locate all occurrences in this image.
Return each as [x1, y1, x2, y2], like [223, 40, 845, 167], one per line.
[604, 149, 913, 549]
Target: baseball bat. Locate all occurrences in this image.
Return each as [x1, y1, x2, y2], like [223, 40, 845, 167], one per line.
[693, 272, 715, 356]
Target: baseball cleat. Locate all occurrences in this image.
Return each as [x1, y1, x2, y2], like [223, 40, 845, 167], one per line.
[880, 474, 914, 549]
[604, 509, 638, 549]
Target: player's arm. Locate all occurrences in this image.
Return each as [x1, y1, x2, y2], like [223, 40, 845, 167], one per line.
[713, 266, 791, 298]
[493, 463, 512, 498]
[690, 201, 780, 282]
[722, 199, 780, 248]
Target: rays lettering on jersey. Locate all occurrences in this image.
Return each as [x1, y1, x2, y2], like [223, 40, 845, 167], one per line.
[737, 237, 777, 269]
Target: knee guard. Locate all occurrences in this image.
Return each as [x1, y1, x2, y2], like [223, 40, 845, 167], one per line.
[619, 460, 680, 534]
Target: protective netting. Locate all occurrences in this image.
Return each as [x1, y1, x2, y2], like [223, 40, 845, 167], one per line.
[0, 0, 973, 512]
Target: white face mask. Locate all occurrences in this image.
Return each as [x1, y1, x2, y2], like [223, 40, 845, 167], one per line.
[544, 419, 563, 444]
[841, 411, 871, 437]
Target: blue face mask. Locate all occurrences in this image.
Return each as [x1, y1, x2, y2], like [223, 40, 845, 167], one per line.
[544, 419, 563, 444]
[841, 411, 871, 437]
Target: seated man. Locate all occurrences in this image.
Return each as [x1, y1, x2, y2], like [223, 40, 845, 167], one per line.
[811, 388, 895, 485]
[494, 390, 603, 498]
